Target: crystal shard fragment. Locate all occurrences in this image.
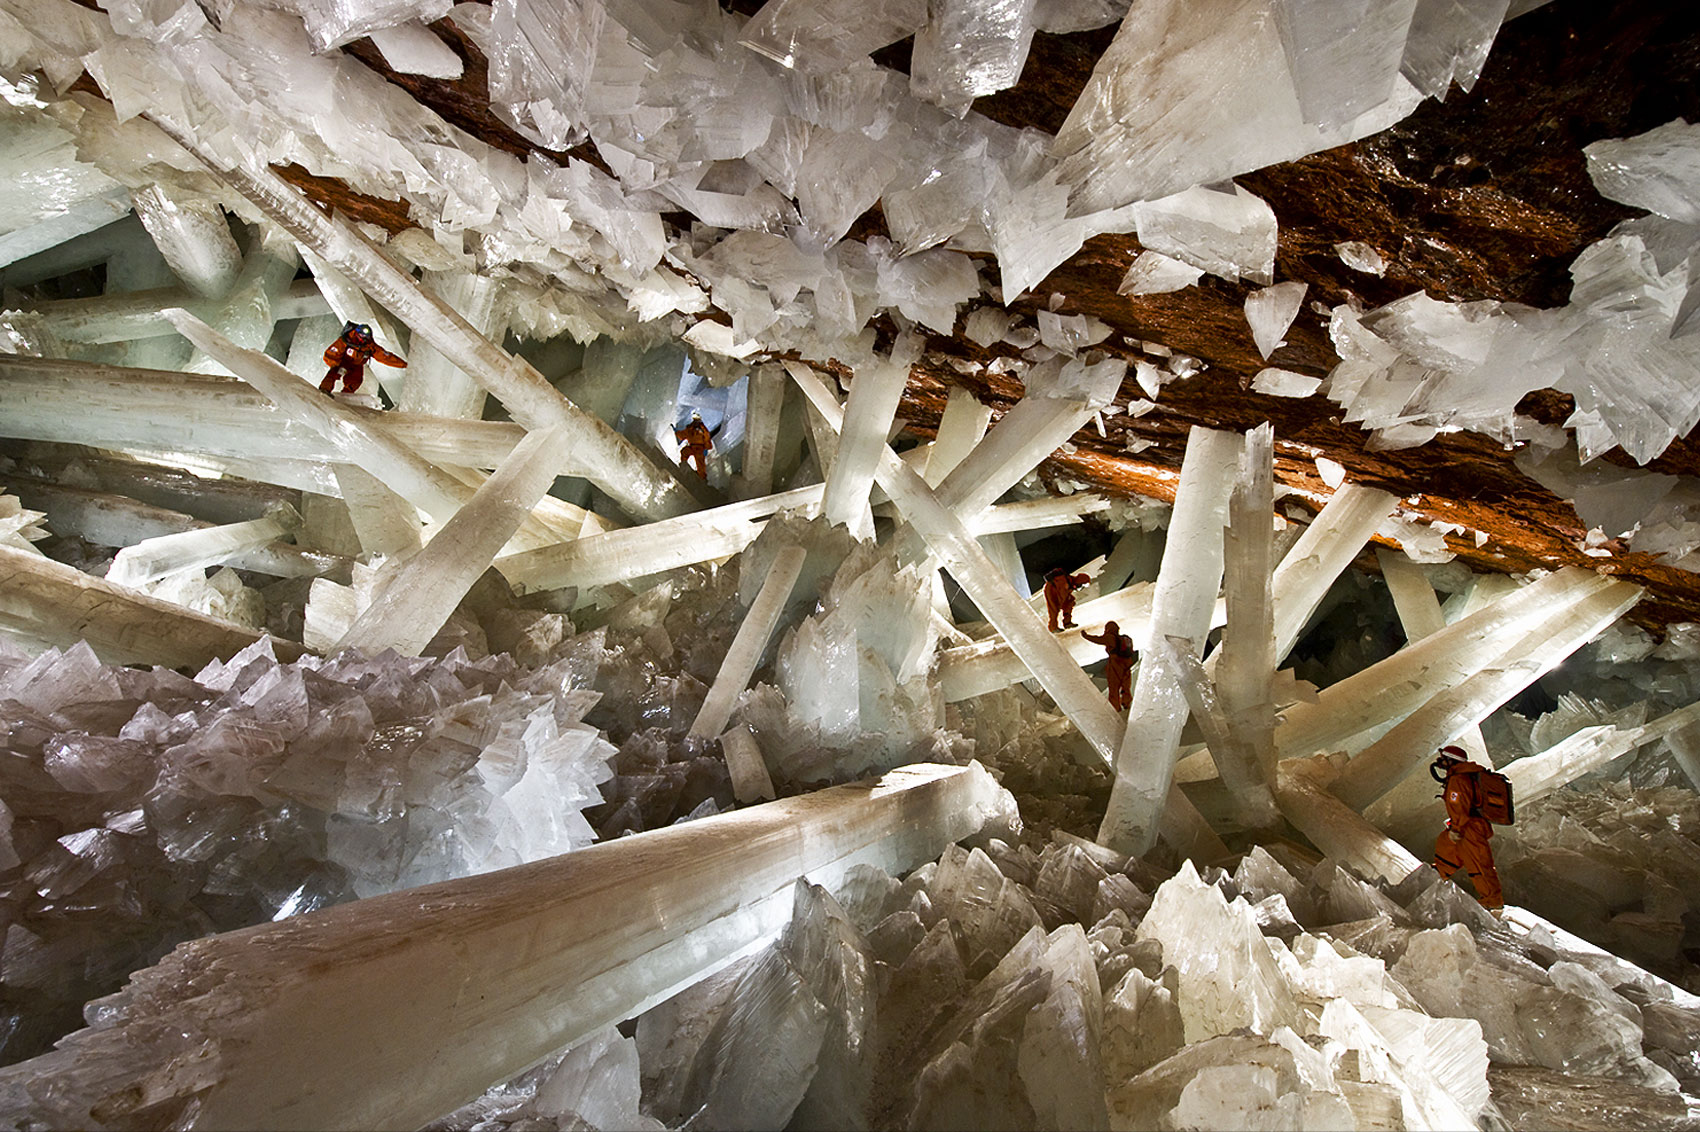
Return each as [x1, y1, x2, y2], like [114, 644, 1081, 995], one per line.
[1053, 0, 1422, 213]
[910, 0, 1039, 115]
[1117, 251, 1203, 296]
[1132, 184, 1279, 286]
[738, 0, 926, 73]
[1244, 281, 1308, 359]
[1586, 118, 1700, 225]
[1251, 366, 1322, 396]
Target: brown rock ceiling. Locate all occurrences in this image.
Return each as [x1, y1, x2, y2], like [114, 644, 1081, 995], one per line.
[266, 2, 1700, 630]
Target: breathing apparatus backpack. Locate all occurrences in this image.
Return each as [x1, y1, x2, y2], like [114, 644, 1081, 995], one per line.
[1430, 755, 1516, 825]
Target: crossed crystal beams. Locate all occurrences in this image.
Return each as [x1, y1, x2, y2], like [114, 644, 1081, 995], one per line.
[1082, 424, 1400, 857]
[0, 763, 1013, 1132]
[333, 427, 570, 657]
[152, 121, 698, 524]
[782, 361, 1126, 766]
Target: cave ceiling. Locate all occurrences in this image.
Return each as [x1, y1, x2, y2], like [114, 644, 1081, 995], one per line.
[93, 0, 1700, 631]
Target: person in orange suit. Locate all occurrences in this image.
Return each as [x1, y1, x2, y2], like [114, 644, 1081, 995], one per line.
[321, 322, 406, 395]
[1431, 744, 1504, 914]
[1082, 621, 1134, 711]
[675, 411, 714, 479]
[1042, 567, 1090, 631]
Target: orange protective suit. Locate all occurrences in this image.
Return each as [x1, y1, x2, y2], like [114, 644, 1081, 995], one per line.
[675, 418, 713, 479]
[1432, 759, 1503, 910]
[1043, 570, 1089, 631]
[1082, 622, 1134, 711]
[321, 324, 406, 394]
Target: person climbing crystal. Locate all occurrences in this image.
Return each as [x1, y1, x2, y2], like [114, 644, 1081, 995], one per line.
[1082, 620, 1134, 711]
[1042, 566, 1090, 631]
[1430, 744, 1507, 915]
[321, 322, 406, 396]
[675, 410, 714, 479]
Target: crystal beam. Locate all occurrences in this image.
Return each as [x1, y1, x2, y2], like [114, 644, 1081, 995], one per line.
[0, 762, 1011, 1132]
[335, 427, 568, 657]
[0, 544, 303, 668]
[155, 134, 697, 523]
[1098, 426, 1241, 857]
[689, 545, 809, 740]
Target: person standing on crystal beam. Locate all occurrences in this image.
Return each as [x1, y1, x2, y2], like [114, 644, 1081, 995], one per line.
[1430, 745, 1505, 915]
[1082, 620, 1134, 711]
[321, 322, 406, 396]
[1042, 566, 1090, 631]
[675, 410, 714, 479]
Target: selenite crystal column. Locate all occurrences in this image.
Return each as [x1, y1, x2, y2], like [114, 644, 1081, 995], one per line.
[0, 763, 1012, 1132]
[1098, 427, 1241, 857]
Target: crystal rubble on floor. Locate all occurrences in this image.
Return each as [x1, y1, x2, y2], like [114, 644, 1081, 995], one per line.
[1099, 427, 1241, 859]
[1493, 784, 1700, 1005]
[0, 763, 1010, 1131]
[633, 830, 1618, 1131]
[0, 630, 627, 1062]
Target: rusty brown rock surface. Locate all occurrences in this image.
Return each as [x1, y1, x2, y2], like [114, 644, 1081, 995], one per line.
[295, 1, 1700, 631]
